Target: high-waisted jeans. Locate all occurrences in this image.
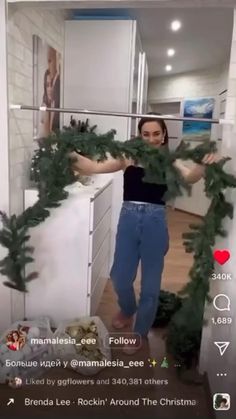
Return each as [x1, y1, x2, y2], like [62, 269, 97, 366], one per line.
[110, 201, 169, 337]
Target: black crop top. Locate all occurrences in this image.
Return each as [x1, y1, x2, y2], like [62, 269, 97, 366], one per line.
[123, 166, 167, 205]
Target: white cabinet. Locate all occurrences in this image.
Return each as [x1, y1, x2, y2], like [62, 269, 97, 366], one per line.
[137, 52, 149, 115]
[131, 41, 149, 137]
[63, 19, 146, 266]
[24, 175, 113, 327]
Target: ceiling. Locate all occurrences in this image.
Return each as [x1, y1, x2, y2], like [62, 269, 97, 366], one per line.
[12, 2, 234, 77]
[132, 7, 234, 77]
[71, 6, 234, 77]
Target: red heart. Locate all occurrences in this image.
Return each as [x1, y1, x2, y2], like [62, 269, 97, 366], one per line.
[213, 250, 230, 265]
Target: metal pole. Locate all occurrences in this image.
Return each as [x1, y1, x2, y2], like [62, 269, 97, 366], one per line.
[10, 104, 234, 125]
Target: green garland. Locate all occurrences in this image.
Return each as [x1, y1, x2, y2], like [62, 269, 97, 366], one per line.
[1, 120, 236, 367]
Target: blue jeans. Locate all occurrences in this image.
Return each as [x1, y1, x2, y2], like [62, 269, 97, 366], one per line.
[110, 201, 169, 337]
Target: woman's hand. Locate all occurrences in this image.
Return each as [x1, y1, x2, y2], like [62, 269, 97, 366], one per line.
[67, 151, 82, 175]
[173, 153, 223, 184]
[68, 150, 80, 161]
[201, 153, 222, 165]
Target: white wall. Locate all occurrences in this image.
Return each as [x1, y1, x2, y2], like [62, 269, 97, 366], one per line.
[148, 64, 229, 147]
[8, 4, 65, 216]
[199, 11, 236, 419]
[148, 65, 229, 103]
[6, 3, 65, 323]
[218, 63, 230, 95]
[0, 0, 11, 334]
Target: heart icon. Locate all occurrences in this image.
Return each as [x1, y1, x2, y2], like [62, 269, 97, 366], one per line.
[213, 250, 230, 265]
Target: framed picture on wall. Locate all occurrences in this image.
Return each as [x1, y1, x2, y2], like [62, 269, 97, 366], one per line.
[182, 98, 215, 142]
[33, 35, 61, 139]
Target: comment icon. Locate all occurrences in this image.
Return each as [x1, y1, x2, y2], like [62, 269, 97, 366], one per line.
[213, 294, 231, 312]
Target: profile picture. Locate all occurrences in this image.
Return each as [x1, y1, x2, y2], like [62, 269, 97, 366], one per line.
[8, 377, 23, 388]
[33, 35, 61, 138]
[213, 393, 230, 410]
[6, 328, 27, 351]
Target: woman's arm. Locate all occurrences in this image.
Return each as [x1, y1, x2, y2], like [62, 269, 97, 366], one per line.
[173, 153, 221, 184]
[69, 151, 125, 175]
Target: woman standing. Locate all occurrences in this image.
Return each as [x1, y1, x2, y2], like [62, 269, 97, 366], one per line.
[70, 115, 219, 354]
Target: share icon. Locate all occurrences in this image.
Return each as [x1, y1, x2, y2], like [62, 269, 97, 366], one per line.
[214, 342, 230, 356]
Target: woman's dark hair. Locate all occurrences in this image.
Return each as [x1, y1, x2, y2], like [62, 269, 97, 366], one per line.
[138, 112, 169, 145]
[8, 330, 20, 341]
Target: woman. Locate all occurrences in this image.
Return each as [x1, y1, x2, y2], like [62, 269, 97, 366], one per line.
[70, 115, 219, 355]
[6, 331, 21, 351]
[40, 64, 60, 137]
[47, 46, 60, 133]
[40, 69, 53, 137]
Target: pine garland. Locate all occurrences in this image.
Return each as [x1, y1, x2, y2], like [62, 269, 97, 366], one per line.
[1, 120, 236, 366]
